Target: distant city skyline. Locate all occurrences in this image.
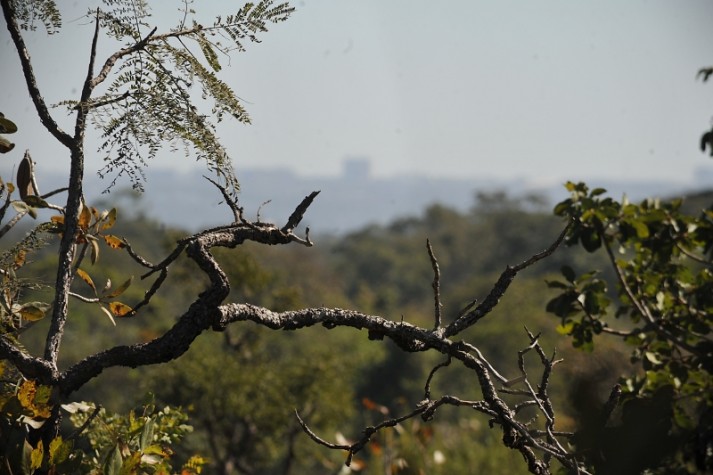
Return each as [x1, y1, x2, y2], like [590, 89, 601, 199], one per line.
[64, 157, 712, 234]
[2, 1, 713, 191]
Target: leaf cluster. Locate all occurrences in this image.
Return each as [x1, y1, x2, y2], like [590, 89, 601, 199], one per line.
[549, 181, 713, 472]
[7, 0, 61, 34]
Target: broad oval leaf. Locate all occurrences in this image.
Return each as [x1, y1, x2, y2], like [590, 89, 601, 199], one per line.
[102, 234, 125, 249]
[76, 268, 96, 293]
[108, 301, 133, 317]
[22, 195, 49, 208]
[101, 208, 118, 230]
[19, 302, 51, 322]
[0, 115, 18, 134]
[16, 154, 33, 200]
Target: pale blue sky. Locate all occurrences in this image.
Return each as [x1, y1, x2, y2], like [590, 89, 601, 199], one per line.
[2, 1, 713, 189]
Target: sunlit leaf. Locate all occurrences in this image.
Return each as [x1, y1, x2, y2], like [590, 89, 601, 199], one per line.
[78, 204, 91, 231]
[17, 380, 52, 418]
[645, 351, 663, 365]
[11, 200, 29, 214]
[14, 249, 26, 268]
[101, 208, 118, 230]
[102, 234, 125, 249]
[18, 380, 38, 409]
[76, 268, 96, 293]
[556, 322, 575, 335]
[49, 436, 72, 465]
[30, 440, 43, 470]
[61, 401, 94, 413]
[89, 237, 100, 264]
[108, 301, 133, 317]
[99, 305, 117, 326]
[19, 302, 50, 322]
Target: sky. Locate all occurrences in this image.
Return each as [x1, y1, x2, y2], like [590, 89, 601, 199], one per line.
[2, 0, 713, 190]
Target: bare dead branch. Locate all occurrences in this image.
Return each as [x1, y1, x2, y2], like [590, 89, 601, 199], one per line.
[204, 175, 244, 222]
[426, 238, 443, 329]
[0, 210, 27, 239]
[68, 292, 100, 304]
[90, 26, 159, 88]
[122, 238, 158, 269]
[0, 336, 54, 383]
[126, 268, 168, 317]
[444, 220, 572, 337]
[281, 191, 320, 234]
[78, 8, 101, 113]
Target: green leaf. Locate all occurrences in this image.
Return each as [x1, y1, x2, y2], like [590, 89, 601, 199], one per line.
[140, 419, 155, 451]
[555, 321, 575, 335]
[590, 187, 607, 196]
[546, 292, 579, 318]
[645, 351, 663, 365]
[580, 227, 601, 252]
[104, 446, 122, 475]
[545, 279, 569, 289]
[49, 436, 72, 465]
[561, 265, 576, 283]
[625, 218, 650, 239]
[0, 115, 18, 134]
[22, 195, 50, 208]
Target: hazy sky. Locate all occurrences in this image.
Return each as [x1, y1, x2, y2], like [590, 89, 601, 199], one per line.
[2, 1, 713, 189]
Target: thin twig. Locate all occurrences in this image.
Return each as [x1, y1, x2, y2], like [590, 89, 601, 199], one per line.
[423, 356, 451, 399]
[445, 220, 572, 337]
[67, 404, 102, 441]
[204, 175, 243, 222]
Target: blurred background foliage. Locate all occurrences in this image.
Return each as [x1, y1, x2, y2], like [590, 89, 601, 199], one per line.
[3, 188, 644, 474]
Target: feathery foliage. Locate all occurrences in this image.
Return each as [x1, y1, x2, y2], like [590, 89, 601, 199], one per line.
[8, 0, 61, 34]
[48, 0, 294, 196]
